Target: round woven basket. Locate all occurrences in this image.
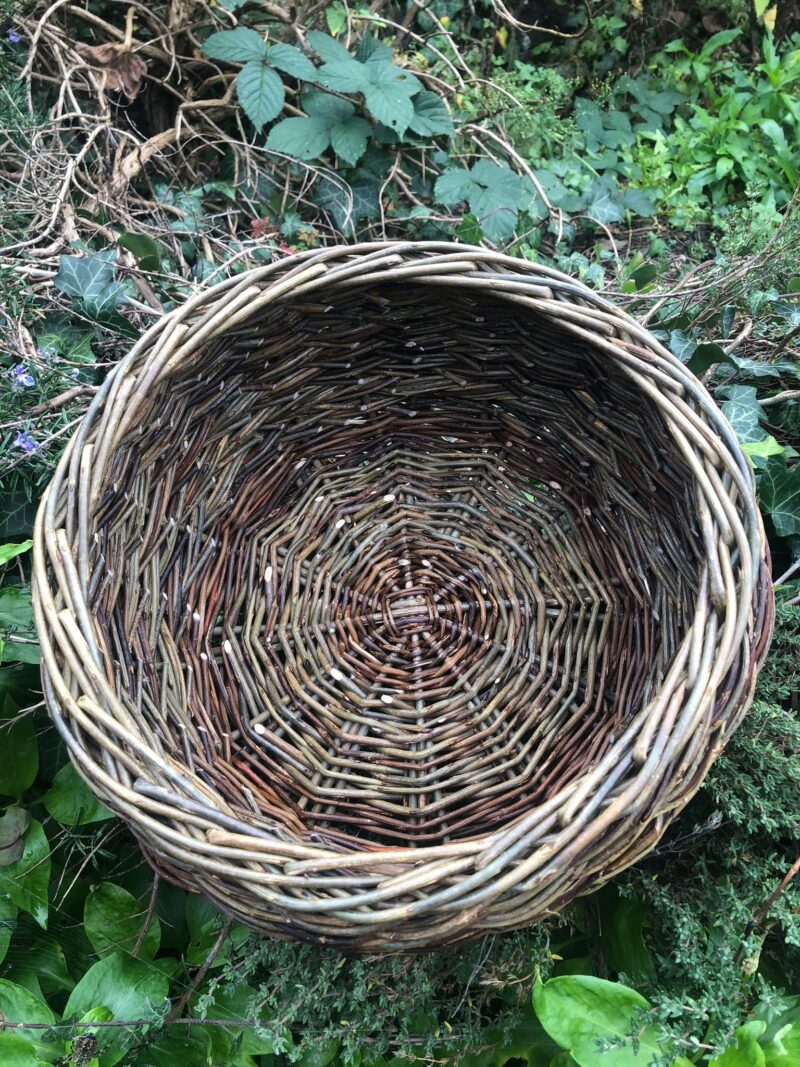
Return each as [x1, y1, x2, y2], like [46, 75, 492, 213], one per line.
[33, 242, 772, 952]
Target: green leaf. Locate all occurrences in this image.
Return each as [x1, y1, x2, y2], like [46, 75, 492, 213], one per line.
[53, 251, 123, 318]
[236, 61, 285, 129]
[267, 116, 331, 159]
[117, 233, 163, 272]
[597, 893, 657, 983]
[0, 702, 37, 797]
[719, 384, 766, 444]
[64, 953, 171, 1065]
[2, 642, 40, 666]
[0, 589, 33, 632]
[408, 90, 453, 137]
[687, 341, 736, 375]
[318, 57, 369, 93]
[621, 188, 656, 217]
[0, 980, 60, 1061]
[202, 27, 268, 63]
[0, 897, 16, 964]
[330, 116, 371, 165]
[266, 43, 316, 80]
[763, 1022, 800, 1065]
[455, 212, 484, 244]
[0, 806, 29, 866]
[84, 883, 161, 961]
[0, 820, 50, 928]
[303, 89, 355, 122]
[361, 62, 422, 135]
[43, 763, 114, 825]
[709, 1022, 766, 1067]
[533, 975, 662, 1067]
[307, 29, 353, 63]
[759, 456, 800, 537]
[743, 435, 786, 461]
[129, 1025, 213, 1067]
[0, 543, 32, 568]
[468, 160, 525, 243]
[434, 168, 477, 206]
[0, 1033, 47, 1067]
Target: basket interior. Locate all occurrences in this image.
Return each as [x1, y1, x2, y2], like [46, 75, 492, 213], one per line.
[94, 284, 701, 847]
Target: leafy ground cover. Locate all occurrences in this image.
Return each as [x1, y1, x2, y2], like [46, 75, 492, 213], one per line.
[0, 2, 798, 1065]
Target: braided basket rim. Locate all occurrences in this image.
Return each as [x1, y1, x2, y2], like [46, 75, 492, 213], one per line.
[32, 241, 773, 951]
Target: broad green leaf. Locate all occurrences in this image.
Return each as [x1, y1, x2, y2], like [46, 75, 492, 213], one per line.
[0, 980, 60, 1061]
[435, 168, 477, 206]
[84, 882, 161, 961]
[0, 897, 16, 964]
[314, 176, 380, 234]
[129, 1025, 213, 1067]
[357, 34, 393, 63]
[0, 1033, 46, 1067]
[0, 589, 34, 631]
[533, 975, 662, 1067]
[267, 43, 316, 81]
[318, 57, 369, 93]
[709, 1021, 766, 1067]
[468, 160, 526, 243]
[719, 385, 765, 444]
[0, 543, 32, 567]
[236, 61, 285, 129]
[763, 1022, 800, 1064]
[759, 456, 800, 537]
[455, 212, 484, 243]
[0, 820, 50, 928]
[296, 1039, 340, 1067]
[0, 702, 37, 797]
[362, 62, 423, 135]
[198, 984, 276, 1055]
[687, 341, 736, 375]
[64, 952, 171, 1065]
[43, 762, 114, 825]
[117, 233, 164, 271]
[489, 1009, 562, 1065]
[307, 30, 354, 63]
[2, 641, 40, 666]
[330, 116, 371, 165]
[303, 89, 355, 122]
[597, 893, 656, 983]
[0, 806, 29, 866]
[202, 28, 268, 63]
[408, 90, 453, 136]
[267, 116, 331, 159]
[12, 934, 73, 995]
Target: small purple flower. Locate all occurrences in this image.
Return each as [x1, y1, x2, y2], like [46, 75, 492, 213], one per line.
[14, 430, 37, 453]
[7, 29, 20, 43]
[10, 364, 35, 391]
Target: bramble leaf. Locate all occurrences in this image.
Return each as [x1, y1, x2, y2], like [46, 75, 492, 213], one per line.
[237, 61, 285, 129]
[203, 27, 268, 63]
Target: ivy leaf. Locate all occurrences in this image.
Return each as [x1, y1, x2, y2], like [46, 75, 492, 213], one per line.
[0, 980, 60, 1061]
[742, 435, 786, 462]
[314, 176, 380, 235]
[267, 116, 331, 159]
[759, 456, 800, 537]
[0, 542, 32, 568]
[709, 1021, 766, 1067]
[85, 883, 162, 961]
[202, 27, 268, 63]
[0, 819, 50, 928]
[64, 953, 171, 1065]
[53, 251, 124, 318]
[306, 29, 353, 63]
[330, 116, 371, 165]
[236, 61, 285, 130]
[266, 43, 317, 81]
[719, 384, 766, 444]
[621, 187, 656, 217]
[43, 763, 114, 825]
[408, 90, 453, 136]
[533, 975, 662, 1066]
[0, 701, 38, 797]
[687, 342, 736, 375]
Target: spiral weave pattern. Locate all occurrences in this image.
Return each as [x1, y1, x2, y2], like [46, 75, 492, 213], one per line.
[33, 242, 772, 951]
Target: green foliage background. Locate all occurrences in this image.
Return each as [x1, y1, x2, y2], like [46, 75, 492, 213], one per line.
[0, 1, 798, 1065]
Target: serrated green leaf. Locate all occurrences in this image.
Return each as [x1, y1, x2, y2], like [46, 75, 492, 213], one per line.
[266, 43, 317, 81]
[709, 1021, 766, 1066]
[85, 883, 161, 961]
[0, 820, 50, 928]
[307, 29, 353, 63]
[0, 543, 32, 568]
[0, 980, 60, 1061]
[64, 953, 170, 1065]
[318, 57, 369, 93]
[43, 762, 114, 825]
[362, 63, 422, 135]
[720, 385, 766, 444]
[237, 61, 285, 129]
[0, 702, 37, 797]
[434, 168, 477, 206]
[533, 975, 662, 1067]
[408, 90, 453, 137]
[303, 89, 355, 123]
[468, 160, 525, 243]
[621, 187, 656, 217]
[267, 116, 331, 159]
[759, 456, 800, 537]
[330, 116, 371, 165]
[203, 27, 268, 63]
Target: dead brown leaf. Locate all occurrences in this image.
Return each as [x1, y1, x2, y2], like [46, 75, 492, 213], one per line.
[75, 41, 148, 99]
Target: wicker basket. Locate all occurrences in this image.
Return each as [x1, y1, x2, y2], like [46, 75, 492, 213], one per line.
[33, 242, 772, 952]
